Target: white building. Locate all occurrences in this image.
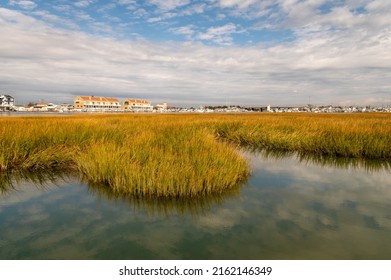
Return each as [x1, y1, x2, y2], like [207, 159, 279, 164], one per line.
[156, 102, 168, 111]
[0, 94, 15, 111]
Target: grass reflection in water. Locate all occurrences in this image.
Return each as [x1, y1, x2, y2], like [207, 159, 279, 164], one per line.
[0, 170, 242, 217]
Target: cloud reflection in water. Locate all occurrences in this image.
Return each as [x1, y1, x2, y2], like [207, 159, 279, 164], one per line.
[0, 152, 390, 259]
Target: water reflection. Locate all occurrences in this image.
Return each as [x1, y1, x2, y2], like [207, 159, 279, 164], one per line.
[86, 180, 241, 217]
[1, 152, 390, 259]
[239, 150, 391, 259]
[0, 173, 241, 259]
[244, 147, 391, 172]
[0, 171, 240, 217]
[0, 170, 70, 194]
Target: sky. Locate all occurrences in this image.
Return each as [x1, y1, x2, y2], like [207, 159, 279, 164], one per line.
[0, 0, 390, 107]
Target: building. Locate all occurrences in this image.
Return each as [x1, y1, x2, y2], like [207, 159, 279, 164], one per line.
[73, 96, 121, 111]
[0, 94, 15, 111]
[32, 102, 59, 112]
[156, 102, 168, 111]
[122, 98, 153, 112]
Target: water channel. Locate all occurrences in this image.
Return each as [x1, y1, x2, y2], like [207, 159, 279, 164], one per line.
[0, 152, 390, 259]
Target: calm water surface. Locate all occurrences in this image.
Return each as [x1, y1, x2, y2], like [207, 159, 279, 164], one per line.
[0, 152, 390, 259]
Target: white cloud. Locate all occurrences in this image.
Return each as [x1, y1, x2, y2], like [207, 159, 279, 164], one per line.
[74, 0, 95, 8]
[133, 8, 149, 18]
[31, 10, 80, 30]
[0, 7, 390, 106]
[52, 5, 72, 13]
[145, 2, 208, 24]
[117, 0, 136, 5]
[148, 0, 190, 11]
[219, 0, 258, 9]
[181, 3, 207, 16]
[0, 7, 42, 29]
[365, 0, 391, 11]
[169, 24, 196, 38]
[96, 3, 117, 13]
[197, 23, 240, 45]
[216, 13, 226, 20]
[146, 12, 177, 23]
[9, 0, 37, 10]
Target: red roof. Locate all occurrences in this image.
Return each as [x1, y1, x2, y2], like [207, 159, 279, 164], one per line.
[75, 96, 119, 102]
[124, 98, 151, 104]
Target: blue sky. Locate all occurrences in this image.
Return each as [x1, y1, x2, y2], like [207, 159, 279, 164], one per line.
[1, 0, 390, 106]
[3, 0, 298, 46]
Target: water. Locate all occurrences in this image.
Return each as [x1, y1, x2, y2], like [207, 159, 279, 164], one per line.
[0, 111, 78, 117]
[0, 152, 390, 259]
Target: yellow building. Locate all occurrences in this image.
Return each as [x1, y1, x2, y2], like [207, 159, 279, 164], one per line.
[122, 98, 153, 112]
[74, 96, 120, 111]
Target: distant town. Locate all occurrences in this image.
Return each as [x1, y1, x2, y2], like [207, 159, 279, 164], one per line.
[1, 93, 390, 113]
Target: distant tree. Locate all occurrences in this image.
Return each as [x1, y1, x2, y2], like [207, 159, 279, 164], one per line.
[26, 102, 35, 107]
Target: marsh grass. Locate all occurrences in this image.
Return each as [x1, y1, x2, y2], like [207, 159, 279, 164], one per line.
[0, 113, 390, 197]
[0, 114, 249, 197]
[214, 113, 391, 159]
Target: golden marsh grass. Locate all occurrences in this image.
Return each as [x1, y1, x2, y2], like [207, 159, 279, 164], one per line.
[0, 113, 390, 197]
[215, 113, 391, 159]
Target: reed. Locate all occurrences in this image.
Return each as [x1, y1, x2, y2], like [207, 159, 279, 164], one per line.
[0, 114, 249, 197]
[0, 113, 389, 197]
[214, 113, 391, 159]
